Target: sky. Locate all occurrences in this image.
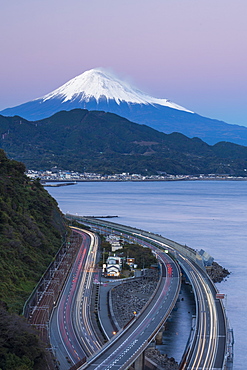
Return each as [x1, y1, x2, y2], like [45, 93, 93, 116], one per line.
[0, 0, 247, 126]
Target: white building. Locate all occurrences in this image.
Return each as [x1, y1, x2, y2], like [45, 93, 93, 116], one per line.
[106, 256, 122, 277]
[106, 234, 122, 252]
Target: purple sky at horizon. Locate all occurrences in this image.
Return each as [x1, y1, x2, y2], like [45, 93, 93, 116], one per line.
[1, 0, 247, 126]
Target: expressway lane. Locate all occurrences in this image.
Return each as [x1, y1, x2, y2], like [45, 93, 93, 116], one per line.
[80, 249, 181, 369]
[71, 227, 102, 357]
[145, 237, 227, 370]
[68, 216, 228, 370]
[171, 254, 226, 370]
[50, 228, 101, 370]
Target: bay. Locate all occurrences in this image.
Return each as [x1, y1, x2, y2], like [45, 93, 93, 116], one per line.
[47, 180, 247, 368]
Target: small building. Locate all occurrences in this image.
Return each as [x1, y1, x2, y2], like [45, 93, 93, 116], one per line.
[126, 258, 135, 268]
[111, 241, 121, 252]
[106, 256, 122, 277]
[198, 249, 214, 266]
[106, 234, 122, 252]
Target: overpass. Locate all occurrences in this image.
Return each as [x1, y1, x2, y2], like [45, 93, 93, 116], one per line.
[79, 243, 180, 369]
[66, 214, 233, 370]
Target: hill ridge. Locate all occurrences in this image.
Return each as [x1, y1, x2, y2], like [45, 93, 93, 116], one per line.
[1, 68, 247, 146]
[1, 108, 247, 176]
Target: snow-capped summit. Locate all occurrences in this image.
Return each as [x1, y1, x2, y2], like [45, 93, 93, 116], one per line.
[41, 68, 192, 112]
[2, 67, 247, 146]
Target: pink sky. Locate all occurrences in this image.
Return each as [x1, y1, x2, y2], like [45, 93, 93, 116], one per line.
[1, 0, 247, 126]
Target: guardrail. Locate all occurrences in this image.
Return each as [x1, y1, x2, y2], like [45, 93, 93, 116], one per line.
[66, 215, 181, 369]
[23, 230, 83, 343]
[66, 214, 233, 370]
[66, 214, 205, 268]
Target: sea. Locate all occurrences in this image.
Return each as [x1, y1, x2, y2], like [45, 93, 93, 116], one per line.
[47, 180, 247, 369]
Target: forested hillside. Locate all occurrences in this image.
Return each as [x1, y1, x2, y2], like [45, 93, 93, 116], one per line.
[1, 109, 247, 176]
[0, 149, 67, 312]
[0, 149, 68, 369]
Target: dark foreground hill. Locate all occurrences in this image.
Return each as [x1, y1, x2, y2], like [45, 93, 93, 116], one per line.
[0, 150, 68, 370]
[1, 109, 247, 176]
[0, 149, 67, 311]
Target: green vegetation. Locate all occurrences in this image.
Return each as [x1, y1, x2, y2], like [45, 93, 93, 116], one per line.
[116, 242, 157, 269]
[1, 109, 247, 176]
[0, 304, 49, 370]
[98, 236, 156, 269]
[0, 149, 68, 370]
[0, 149, 67, 312]
[98, 236, 112, 267]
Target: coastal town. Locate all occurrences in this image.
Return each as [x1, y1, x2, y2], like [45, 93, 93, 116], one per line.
[26, 169, 247, 182]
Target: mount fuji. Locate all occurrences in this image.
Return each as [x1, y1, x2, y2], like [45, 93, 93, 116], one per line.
[1, 68, 247, 146]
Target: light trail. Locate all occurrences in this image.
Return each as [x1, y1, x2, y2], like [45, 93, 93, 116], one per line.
[64, 216, 228, 369]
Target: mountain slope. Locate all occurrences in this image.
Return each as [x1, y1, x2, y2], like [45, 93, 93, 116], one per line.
[1, 68, 247, 146]
[1, 109, 247, 176]
[41, 67, 191, 111]
[0, 149, 67, 312]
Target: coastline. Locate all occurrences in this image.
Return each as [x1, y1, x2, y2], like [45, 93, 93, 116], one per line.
[41, 176, 247, 183]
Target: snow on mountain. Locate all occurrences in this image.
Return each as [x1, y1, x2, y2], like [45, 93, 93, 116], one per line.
[40, 68, 193, 113]
[2, 67, 247, 146]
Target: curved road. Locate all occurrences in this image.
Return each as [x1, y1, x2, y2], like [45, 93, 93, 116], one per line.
[49, 228, 101, 369]
[50, 222, 181, 370]
[70, 216, 228, 370]
[81, 249, 181, 369]
[177, 256, 227, 369]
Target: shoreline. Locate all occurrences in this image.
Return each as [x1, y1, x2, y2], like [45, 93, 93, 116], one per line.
[42, 177, 247, 183]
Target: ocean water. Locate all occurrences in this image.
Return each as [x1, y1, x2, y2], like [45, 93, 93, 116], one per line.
[47, 180, 247, 368]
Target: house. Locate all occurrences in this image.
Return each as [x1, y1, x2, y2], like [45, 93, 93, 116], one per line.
[106, 256, 122, 277]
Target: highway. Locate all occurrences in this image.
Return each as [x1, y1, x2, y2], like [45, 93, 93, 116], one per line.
[49, 218, 181, 370]
[68, 215, 229, 370]
[80, 248, 181, 369]
[71, 227, 102, 357]
[49, 228, 101, 369]
[177, 256, 227, 369]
